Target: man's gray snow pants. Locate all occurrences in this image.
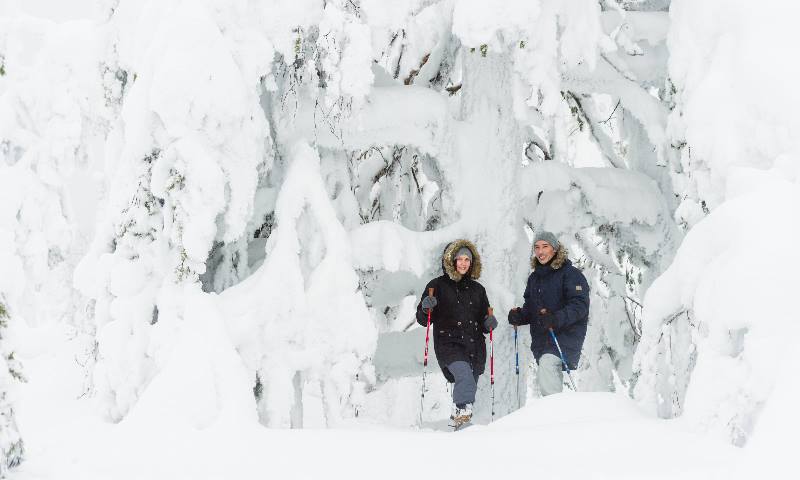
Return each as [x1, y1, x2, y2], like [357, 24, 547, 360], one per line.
[537, 353, 564, 396]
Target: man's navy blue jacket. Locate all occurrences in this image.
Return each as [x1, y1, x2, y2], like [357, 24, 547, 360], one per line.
[520, 248, 590, 369]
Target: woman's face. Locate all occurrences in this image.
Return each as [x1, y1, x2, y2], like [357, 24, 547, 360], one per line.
[455, 255, 471, 275]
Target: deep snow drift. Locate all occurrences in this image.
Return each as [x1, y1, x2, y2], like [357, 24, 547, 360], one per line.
[9, 322, 738, 480]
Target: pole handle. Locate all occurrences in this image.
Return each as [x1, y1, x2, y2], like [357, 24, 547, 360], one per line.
[487, 307, 493, 316]
[428, 287, 434, 297]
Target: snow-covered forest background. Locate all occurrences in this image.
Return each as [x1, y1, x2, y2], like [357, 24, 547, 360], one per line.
[1, 0, 798, 478]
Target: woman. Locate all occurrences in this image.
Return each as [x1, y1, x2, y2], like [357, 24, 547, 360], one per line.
[416, 239, 497, 426]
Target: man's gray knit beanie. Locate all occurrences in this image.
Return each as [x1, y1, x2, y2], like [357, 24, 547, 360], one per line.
[455, 247, 473, 260]
[533, 231, 559, 251]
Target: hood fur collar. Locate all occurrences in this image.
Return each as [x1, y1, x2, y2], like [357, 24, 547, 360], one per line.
[531, 246, 568, 271]
[442, 239, 482, 281]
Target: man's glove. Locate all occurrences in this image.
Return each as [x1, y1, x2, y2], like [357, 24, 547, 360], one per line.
[484, 314, 498, 331]
[539, 308, 556, 331]
[508, 307, 523, 326]
[421, 296, 438, 312]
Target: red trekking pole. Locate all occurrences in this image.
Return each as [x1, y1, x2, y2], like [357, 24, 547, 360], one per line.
[420, 287, 434, 424]
[488, 307, 495, 422]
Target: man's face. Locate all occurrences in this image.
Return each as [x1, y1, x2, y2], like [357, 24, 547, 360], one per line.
[455, 255, 471, 275]
[534, 241, 556, 264]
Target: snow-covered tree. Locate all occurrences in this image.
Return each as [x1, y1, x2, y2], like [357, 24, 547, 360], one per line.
[4, 0, 740, 439]
[0, 301, 23, 479]
[633, 0, 800, 447]
[0, 12, 114, 475]
[73, 0, 273, 421]
[0, 14, 106, 328]
[4, 0, 797, 464]
[58, 0, 697, 429]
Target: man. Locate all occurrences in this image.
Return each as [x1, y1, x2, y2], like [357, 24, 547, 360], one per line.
[508, 231, 589, 396]
[416, 239, 497, 427]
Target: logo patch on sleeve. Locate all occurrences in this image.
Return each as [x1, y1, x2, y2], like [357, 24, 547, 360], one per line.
[575, 285, 583, 291]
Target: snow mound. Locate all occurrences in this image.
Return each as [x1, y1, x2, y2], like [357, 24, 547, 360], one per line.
[635, 167, 800, 445]
[487, 391, 647, 430]
[11, 385, 738, 480]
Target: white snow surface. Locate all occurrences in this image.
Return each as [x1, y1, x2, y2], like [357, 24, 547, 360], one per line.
[9, 321, 740, 480]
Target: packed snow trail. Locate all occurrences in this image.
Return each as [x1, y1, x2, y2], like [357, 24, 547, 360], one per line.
[10, 323, 739, 480]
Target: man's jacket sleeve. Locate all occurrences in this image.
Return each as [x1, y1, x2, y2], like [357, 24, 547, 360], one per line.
[519, 275, 534, 326]
[552, 269, 590, 329]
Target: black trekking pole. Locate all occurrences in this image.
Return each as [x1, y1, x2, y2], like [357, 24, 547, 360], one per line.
[488, 307, 495, 422]
[548, 328, 578, 391]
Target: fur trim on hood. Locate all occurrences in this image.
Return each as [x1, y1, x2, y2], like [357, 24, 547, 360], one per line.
[442, 239, 482, 281]
[531, 245, 568, 271]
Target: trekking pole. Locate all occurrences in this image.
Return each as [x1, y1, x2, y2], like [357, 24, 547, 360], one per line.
[514, 325, 520, 408]
[548, 328, 577, 391]
[420, 288, 434, 425]
[488, 307, 495, 422]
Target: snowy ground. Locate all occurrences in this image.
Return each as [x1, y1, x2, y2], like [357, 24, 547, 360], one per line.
[10, 323, 740, 480]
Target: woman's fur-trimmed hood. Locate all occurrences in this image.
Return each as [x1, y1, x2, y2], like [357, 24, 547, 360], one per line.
[531, 245, 568, 271]
[442, 239, 482, 281]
